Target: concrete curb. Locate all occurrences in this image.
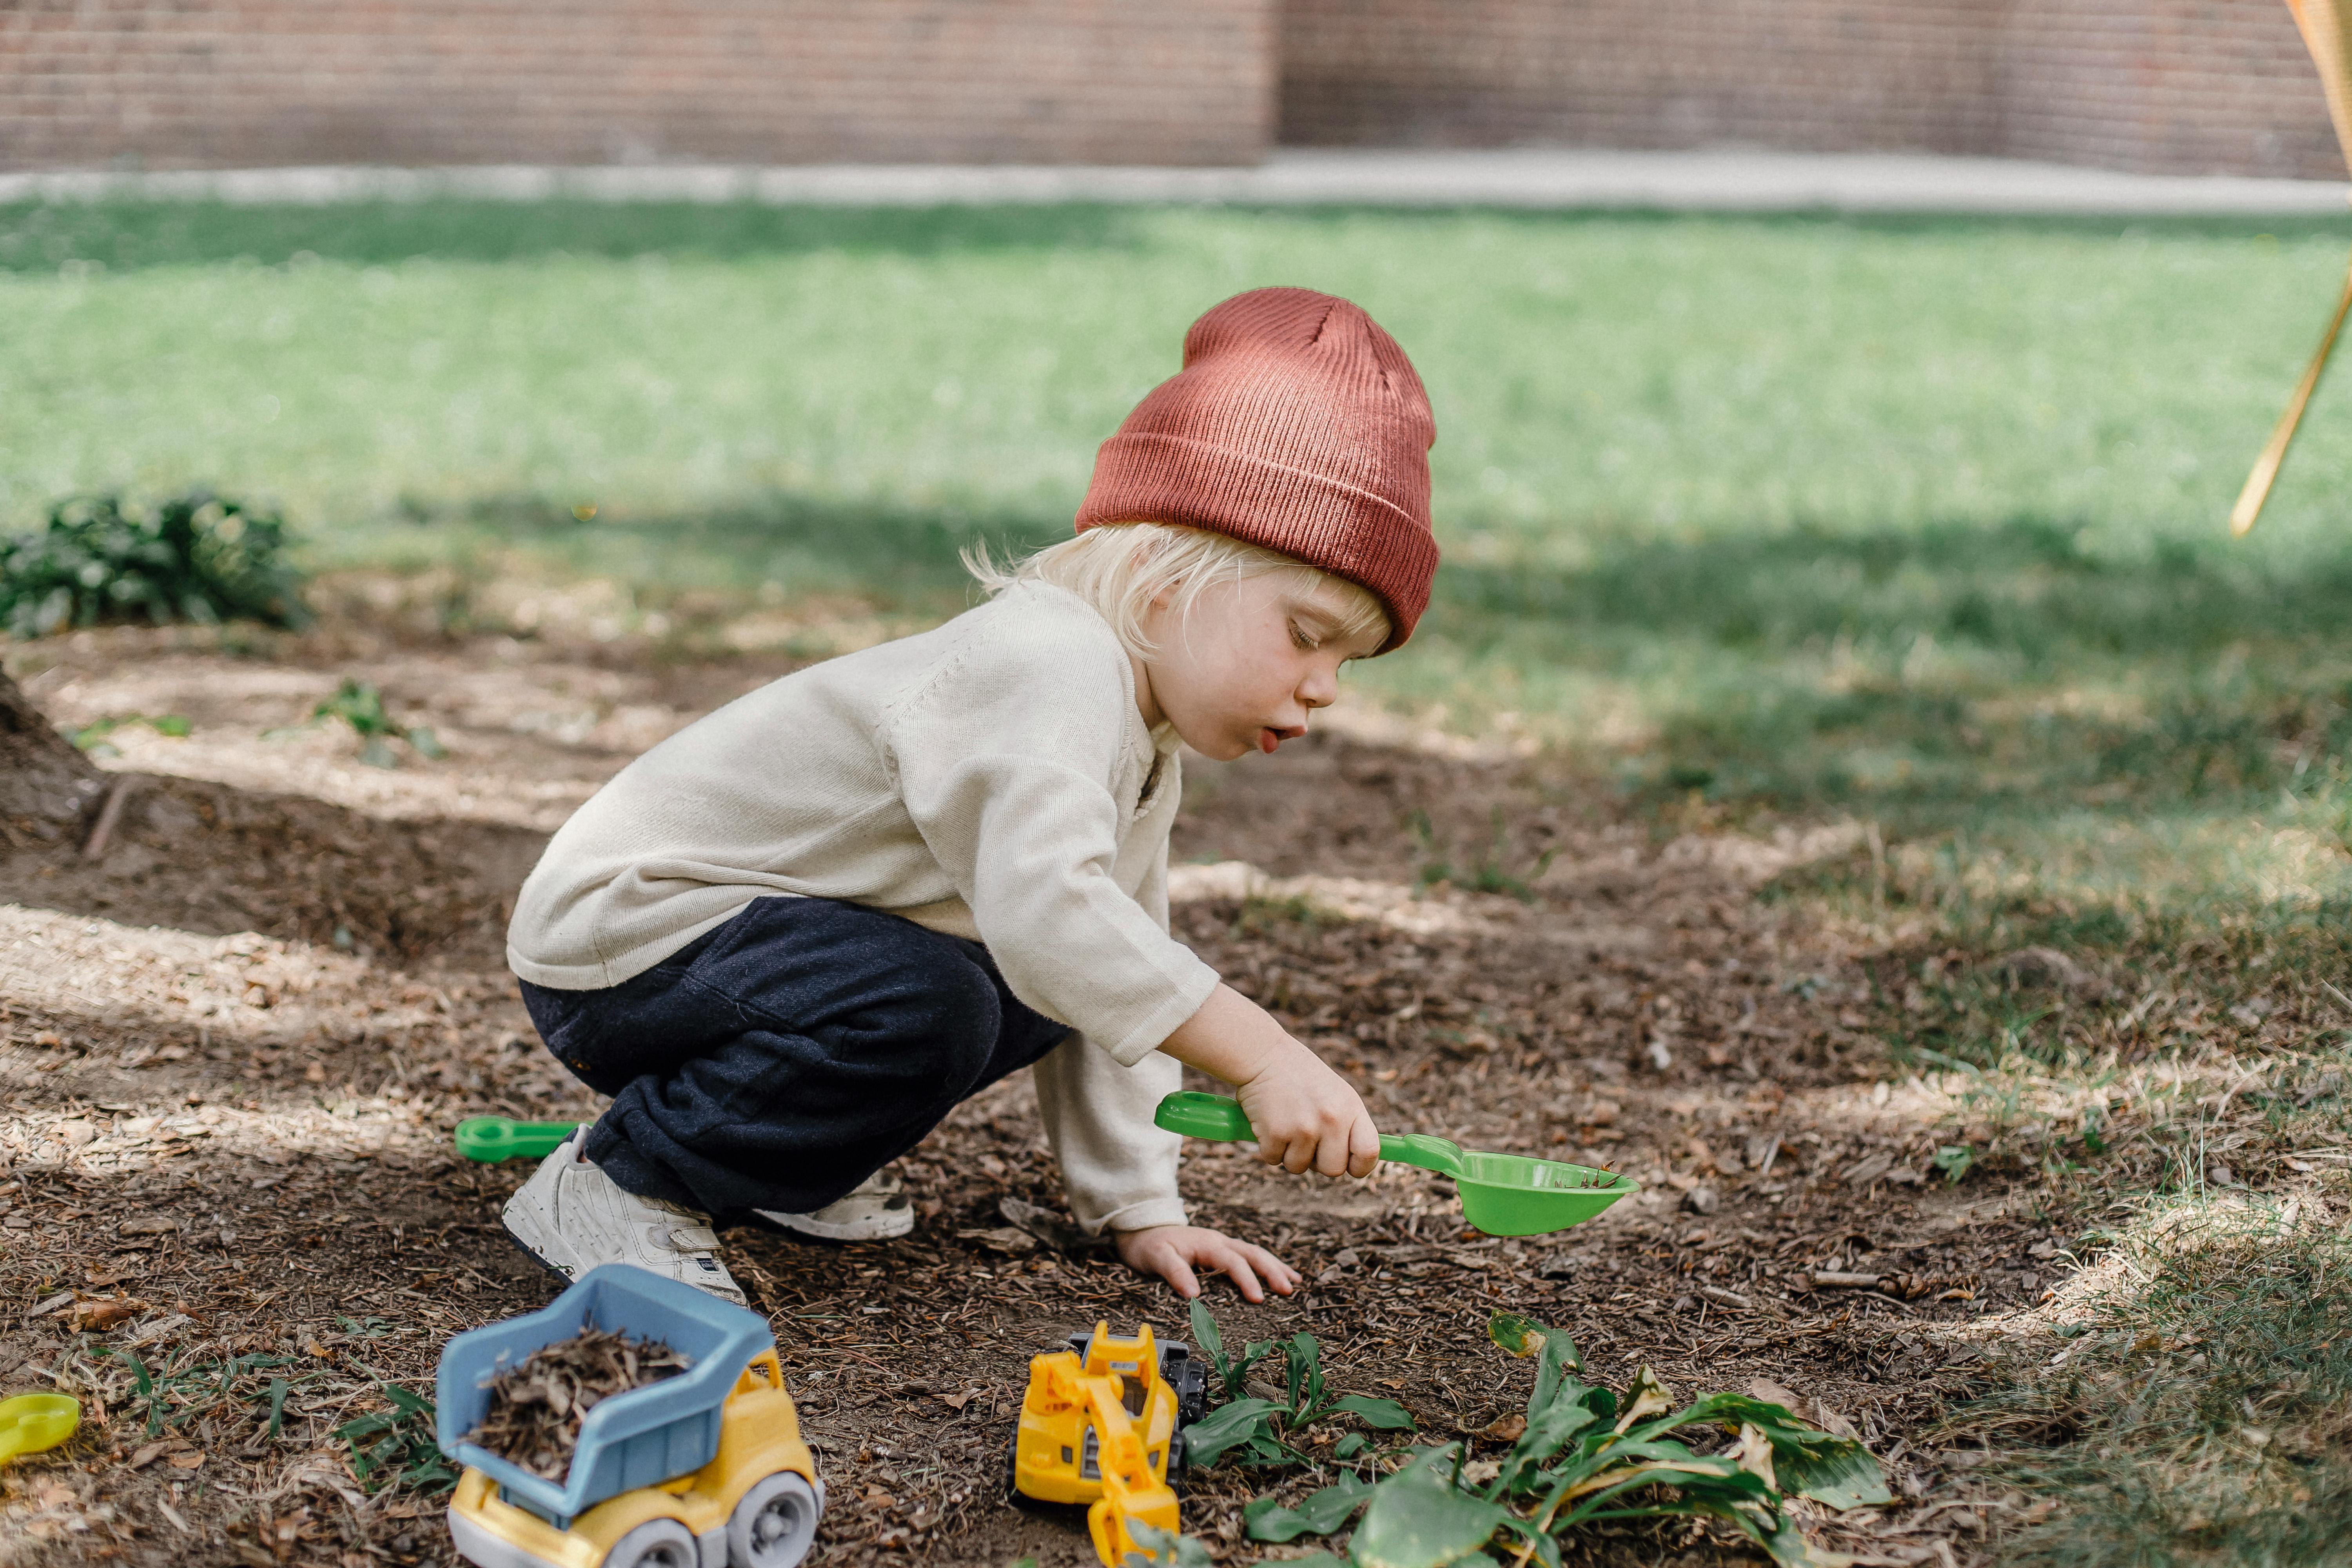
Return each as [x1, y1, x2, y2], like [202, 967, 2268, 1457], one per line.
[3, 147, 2347, 216]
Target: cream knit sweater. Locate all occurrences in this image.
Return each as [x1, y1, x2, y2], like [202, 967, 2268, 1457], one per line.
[506, 581, 1220, 1234]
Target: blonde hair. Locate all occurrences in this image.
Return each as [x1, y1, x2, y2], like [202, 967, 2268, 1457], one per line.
[966, 522, 1390, 658]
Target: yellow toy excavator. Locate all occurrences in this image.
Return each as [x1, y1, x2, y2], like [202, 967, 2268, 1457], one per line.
[1008, 1322, 1206, 1567]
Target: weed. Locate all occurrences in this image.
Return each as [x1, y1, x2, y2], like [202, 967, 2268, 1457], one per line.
[71, 713, 191, 757]
[0, 492, 307, 637]
[1181, 1305, 1884, 1566]
[267, 677, 445, 768]
[1410, 809, 1557, 902]
[333, 1382, 458, 1495]
[107, 1345, 309, 1441]
[1183, 1300, 1415, 1471]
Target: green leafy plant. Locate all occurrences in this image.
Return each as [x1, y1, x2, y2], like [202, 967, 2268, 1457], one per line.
[1409, 808, 1558, 903]
[267, 677, 446, 768]
[1932, 1144, 1976, 1185]
[333, 1382, 458, 1494]
[109, 1346, 307, 1441]
[71, 713, 191, 757]
[1185, 1300, 1417, 1471]
[1175, 1309, 1886, 1567]
[0, 491, 308, 638]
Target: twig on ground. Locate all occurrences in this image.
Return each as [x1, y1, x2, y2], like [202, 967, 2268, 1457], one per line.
[81, 776, 132, 859]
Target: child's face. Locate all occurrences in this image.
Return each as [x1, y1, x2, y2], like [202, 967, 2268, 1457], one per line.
[1137, 575, 1388, 761]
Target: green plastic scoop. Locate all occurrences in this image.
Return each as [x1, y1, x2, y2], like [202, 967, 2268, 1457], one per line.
[0, 1394, 80, 1466]
[1153, 1091, 1638, 1237]
[453, 1117, 579, 1163]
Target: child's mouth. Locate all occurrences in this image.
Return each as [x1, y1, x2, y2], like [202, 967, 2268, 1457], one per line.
[1259, 728, 1281, 754]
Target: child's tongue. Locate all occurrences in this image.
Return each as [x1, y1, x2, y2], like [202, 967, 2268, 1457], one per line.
[1259, 728, 1281, 755]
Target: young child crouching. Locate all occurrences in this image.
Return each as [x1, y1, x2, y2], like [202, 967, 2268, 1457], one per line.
[500, 287, 1441, 1304]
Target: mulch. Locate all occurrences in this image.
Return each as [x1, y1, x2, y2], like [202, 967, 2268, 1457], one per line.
[465, 1327, 691, 1481]
[0, 624, 2029, 1568]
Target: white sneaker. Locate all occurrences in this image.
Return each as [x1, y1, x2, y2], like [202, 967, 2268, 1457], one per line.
[501, 1129, 747, 1306]
[756, 1168, 914, 1242]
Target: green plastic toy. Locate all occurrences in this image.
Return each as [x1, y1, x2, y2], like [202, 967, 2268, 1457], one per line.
[453, 1117, 580, 1163]
[0, 1394, 80, 1465]
[1153, 1091, 1639, 1237]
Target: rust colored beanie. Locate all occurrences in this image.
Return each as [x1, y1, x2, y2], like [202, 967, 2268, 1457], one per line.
[1076, 287, 1439, 651]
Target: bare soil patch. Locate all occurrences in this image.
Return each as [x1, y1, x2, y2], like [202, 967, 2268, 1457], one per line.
[0, 622, 2024, 1568]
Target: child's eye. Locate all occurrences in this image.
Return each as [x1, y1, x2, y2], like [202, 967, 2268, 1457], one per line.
[1289, 621, 1319, 652]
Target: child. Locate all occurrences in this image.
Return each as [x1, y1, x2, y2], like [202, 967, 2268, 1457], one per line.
[501, 286, 1440, 1305]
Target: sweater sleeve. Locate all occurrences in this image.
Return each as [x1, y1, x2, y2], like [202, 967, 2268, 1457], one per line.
[1033, 821, 1189, 1234]
[1033, 1035, 1187, 1234]
[880, 631, 1220, 1067]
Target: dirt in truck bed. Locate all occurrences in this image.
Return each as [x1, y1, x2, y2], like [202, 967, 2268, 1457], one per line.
[0, 610, 2030, 1568]
[464, 1327, 691, 1483]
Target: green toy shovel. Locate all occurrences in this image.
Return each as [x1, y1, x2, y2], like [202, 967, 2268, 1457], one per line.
[1153, 1091, 1638, 1238]
[453, 1117, 579, 1163]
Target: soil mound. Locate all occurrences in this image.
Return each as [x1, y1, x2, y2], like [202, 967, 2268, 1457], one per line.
[0, 669, 105, 839]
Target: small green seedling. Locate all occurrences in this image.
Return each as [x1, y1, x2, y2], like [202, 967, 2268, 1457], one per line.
[71, 714, 192, 757]
[267, 677, 445, 768]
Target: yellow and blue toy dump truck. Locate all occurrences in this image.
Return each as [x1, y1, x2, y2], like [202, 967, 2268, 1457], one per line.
[437, 1264, 824, 1568]
[1009, 1322, 1207, 1566]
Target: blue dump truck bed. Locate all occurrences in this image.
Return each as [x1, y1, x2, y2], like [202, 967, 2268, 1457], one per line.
[436, 1265, 774, 1529]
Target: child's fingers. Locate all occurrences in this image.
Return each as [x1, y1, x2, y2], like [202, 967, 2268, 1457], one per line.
[1347, 1112, 1380, 1179]
[1233, 1242, 1299, 1294]
[1154, 1249, 1203, 1300]
[1211, 1247, 1269, 1302]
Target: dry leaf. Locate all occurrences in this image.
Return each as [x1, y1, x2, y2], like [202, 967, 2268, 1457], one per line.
[465, 1325, 690, 1481]
[67, 1297, 145, 1331]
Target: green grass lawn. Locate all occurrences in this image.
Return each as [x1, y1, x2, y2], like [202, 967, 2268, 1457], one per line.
[8, 194, 2352, 1561]
[7, 197, 2349, 907]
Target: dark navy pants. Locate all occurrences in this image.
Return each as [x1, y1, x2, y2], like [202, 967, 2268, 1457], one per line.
[517, 895, 1073, 1222]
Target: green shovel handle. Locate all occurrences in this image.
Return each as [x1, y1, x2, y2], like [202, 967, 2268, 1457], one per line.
[1151, 1092, 1464, 1178]
[454, 1117, 580, 1163]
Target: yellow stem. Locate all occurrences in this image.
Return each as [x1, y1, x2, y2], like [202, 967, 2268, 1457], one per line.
[2230, 245, 2352, 537]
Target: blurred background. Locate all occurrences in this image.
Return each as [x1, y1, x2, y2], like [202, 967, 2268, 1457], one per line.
[2, 0, 2349, 892]
[0, 2, 2342, 175]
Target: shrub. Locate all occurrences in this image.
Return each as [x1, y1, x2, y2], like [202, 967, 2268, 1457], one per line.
[0, 491, 309, 638]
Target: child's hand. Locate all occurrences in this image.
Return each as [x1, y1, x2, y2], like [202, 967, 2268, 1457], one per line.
[1233, 1042, 1380, 1178]
[1160, 984, 1381, 1178]
[1115, 1224, 1300, 1301]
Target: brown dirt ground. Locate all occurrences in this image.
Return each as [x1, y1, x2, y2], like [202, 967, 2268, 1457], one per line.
[0, 612, 2033, 1568]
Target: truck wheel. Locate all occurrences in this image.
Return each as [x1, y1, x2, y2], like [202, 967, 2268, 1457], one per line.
[603, 1517, 697, 1568]
[728, 1471, 821, 1568]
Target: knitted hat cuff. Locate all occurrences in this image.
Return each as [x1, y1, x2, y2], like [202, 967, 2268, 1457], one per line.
[1080, 433, 1438, 653]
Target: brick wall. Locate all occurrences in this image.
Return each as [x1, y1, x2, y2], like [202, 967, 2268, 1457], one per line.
[1281, 0, 2345, 180]
[3, 0, 2341, 177]
[0, 0, 1275, 171]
